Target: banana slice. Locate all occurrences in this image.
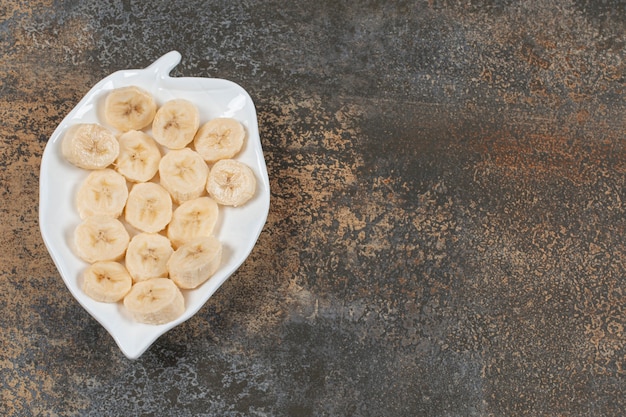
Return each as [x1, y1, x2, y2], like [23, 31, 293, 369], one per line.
[167, 197, 219, 249]
[104, 86, 157, 132]
[61, 123, 119, 170]
[152, 99, 200, 149]
[125, 233, 174, 282]
[158, 148, 209, 204]
[115, 130, 162, 183]
[206, 159, 256, 207]
[123, 278, 185, 325]
[74, 216, 130, 263]
[124, 182, 173, 233]
[193, 118, 245, 163]
[167, 236, 222, 289]
[76, 168, 129, 219]
[82, 261, 133, 303]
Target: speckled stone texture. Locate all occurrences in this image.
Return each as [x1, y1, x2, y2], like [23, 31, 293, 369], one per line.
[1, 0, 625, 415]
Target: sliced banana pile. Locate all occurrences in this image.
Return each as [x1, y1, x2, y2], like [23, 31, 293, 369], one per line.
[60, 85, 257, 325]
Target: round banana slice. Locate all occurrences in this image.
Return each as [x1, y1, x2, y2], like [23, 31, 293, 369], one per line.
[74, 216, 130, 263]
[123, 278, 185, 325]
[104, 86, 157, 132]
[82, 261, 133, 303]
[193, 118, 245, 162]
[115, 130, 162, 183]
[152, 99, 200, 149]
[125, 233, 174, 282]
[167, 197, 219, 249]
[206, 159, 256, 207]
[76, 168, 129, 219]
[124, 182, 173, 233]
[158, 148, 209, 204]
[167, 236, 222, 289]
[61, 123, 119, 170]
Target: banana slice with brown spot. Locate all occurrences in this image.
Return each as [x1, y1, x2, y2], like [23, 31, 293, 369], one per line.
[167, 236, 222, 289]
[167, 197, 219, 249]
[73, 216, 130, 263]
[123, 278, 185, 325]
[152, 99, 200, 149]
[124, 182, 173, 233]
[206, 159, 256, 207]
[193, 118, 245, 163]
[158, 148, 209, 204]
[82, 261, 133, 303]
[125, 233, 174, 283]
[115, 130, 162, 183]
[61, 123, 119, 170]
[104, 86, 157, 132]
[76, 168, 129, 219]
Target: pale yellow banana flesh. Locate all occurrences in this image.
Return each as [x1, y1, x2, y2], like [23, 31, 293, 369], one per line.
[73, 216, 130, 263]
[59, 88, 265, 325]
[158, 148, 209, 204]
[193, 118, 245, 162]
[152, 99, 199, 149]
[76, 168, 129, 219]
[125, 233, 173, 282]
[123, 278, 185, 325]
[82, 261, 133, 303]
[124, 182, 173, 233]
[61, 123, 120, 170]
[115, 130, 162, 183]
[167, 236, 222, 289]
[167, 197, 219, 249]
[104, 86, 157, 132]
[206, 159, 256, 207]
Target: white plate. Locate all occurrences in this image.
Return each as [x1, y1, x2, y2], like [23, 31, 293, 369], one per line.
[39, 51, 270, 359]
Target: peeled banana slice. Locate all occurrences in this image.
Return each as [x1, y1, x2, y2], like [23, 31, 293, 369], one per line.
[115, 130, 162, 183]
[82, 261, 133, 303]
[104, 86, 157, 132]
[206, 159, 256, 207]
[158, 148, 209, 204]
[61, 123, 120, 170]
[73, 216, 130, 263]
[125, 233, 174, 283]
[124, 182, 173, 233]
[152, 99, 200, 149]
[167, 236, 222, 289]
[193, 118, 245, 163]
[62, 84, 264, 326]
[76, 168, 128, 219]
[167, 197, 219, 249]
[123, 278, 185, 325]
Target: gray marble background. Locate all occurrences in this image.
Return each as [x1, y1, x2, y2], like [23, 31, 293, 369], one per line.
[2, 1, 625, 415]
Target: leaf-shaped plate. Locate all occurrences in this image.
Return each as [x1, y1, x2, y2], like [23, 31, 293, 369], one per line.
[39, 51, 270, 359]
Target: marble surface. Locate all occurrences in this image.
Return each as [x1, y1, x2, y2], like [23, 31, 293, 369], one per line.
[2, 0, 625, 415]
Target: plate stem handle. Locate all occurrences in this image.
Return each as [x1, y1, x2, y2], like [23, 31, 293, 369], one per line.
[147, 51, 182, 80]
